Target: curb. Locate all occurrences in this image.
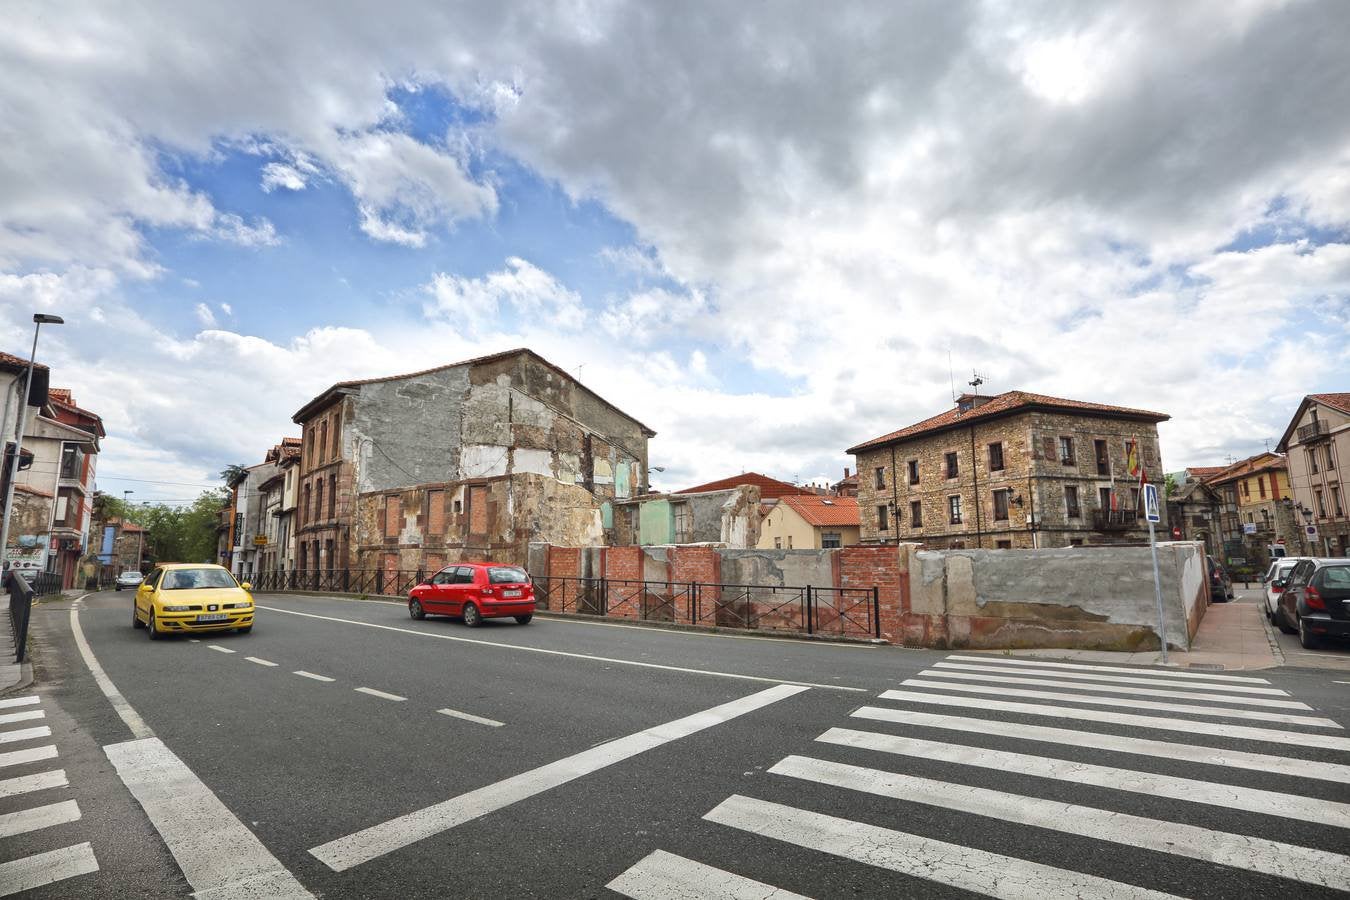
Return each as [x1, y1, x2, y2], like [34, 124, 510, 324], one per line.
[0, 661, 34, 697]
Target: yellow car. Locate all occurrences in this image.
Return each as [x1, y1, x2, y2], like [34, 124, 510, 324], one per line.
[132, 563, 255, 638]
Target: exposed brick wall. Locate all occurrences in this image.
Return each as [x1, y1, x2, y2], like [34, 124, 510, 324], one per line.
[670, 546, 721, 625]
[603, 546, 644, 619]
[837, 545, 904, 641]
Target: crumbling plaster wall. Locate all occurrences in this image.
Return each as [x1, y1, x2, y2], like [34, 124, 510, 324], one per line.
[350, 367, 468, 493]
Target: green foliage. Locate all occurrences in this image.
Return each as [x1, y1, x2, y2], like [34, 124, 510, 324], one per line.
[107, 491, 227, 565]
[219, 463, 249, 487]
[1164, 473, 1178, 499]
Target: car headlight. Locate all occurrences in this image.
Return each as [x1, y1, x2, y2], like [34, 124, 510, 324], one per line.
[225, 602, 252, 609]
[162, 605, 191, 612]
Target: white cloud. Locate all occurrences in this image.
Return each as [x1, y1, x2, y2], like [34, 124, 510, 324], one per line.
[424, 258, 584, 332]
[260, 162, 308, 192]
[193, 302, 217, 328]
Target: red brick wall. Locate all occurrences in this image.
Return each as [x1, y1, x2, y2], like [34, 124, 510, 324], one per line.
[603, 546, 644, 619]
[837, 545, 904, 641]
[671, 547, 721, 626]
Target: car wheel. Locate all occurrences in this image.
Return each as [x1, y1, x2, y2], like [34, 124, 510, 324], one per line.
[1298, 616, 1319, 650]
[147, 610, 161, 641]
[132, 602, 144, 629]
[409, 599, 426, 620]
[1276, 608, 1297, 635]
[462, 602, 482, 628]
[115, 584, 122, 591]
[515, 614, 533, 625]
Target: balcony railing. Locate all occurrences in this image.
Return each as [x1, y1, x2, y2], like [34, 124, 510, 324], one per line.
[1092, 508, 1138, 531]
[1298, 421, 1328, 442]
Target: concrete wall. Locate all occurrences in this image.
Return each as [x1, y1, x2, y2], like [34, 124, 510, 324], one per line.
[620, 487, 761, 548]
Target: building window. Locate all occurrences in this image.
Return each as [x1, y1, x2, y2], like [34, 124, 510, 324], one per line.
[907, 459, 919, 485]
[331, 417, 341, 459]
[1333, 486, 1344, 517]
[996, 540, 1012, 549]
[59, 445, 80, 479]
[305, 430, 314, 469]
[1130, 487, 1140, 511]
[319, 421, 328, 464]
[822, 532, 842, 549]
[453, 498, 463, 515]
[787, 535, 794, 549]
[674, 502, 693, 542]
[948, 495, 962, 524]
[945, 452, 959, 479]
[385, 495, 401, 538]
[1070, 539, 1084, 547]
[874, 466, 886, 489]
[993, 489, 1010, 521]
[1065, 485, 1080, 519]
[1309, 449, 1320, 474]
[774, 537, 782, 549]
[428, 490, 445, 533]
[910, 500, 922, 528]
[1094, 440, 1109, 476]
[303, 485, 311, 525]
[1099, 487, 1113, 510]
[988, 443, 1004, 472]
[877, 504, 890, 532]
[1241, 481, 1249, 498]
[315, 480, 324, 522]
[328, 474, 337, 517]
[1327, 446, 1337, 471]
[1257, 477, 1266, 499]
[1316, 490, 1325, 517]
[1059, 437, 1075, 466]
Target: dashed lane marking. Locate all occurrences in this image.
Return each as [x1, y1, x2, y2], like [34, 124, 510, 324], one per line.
[436, 708, 504, 728]
[294, 671, 335, 683]
[354, 687, 406, 702]
[245, 656, 278, 667]
[208, 645, 236, 654]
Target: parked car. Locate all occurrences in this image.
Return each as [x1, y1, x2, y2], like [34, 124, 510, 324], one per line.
[408, 563, 535, 626]
[1261, 557, 1308, 621]
[132, 564, 255, 638]
[1206, 556, 1233, 602]
[1274, 558, 1350, 649]
[114, 570, 144, 591]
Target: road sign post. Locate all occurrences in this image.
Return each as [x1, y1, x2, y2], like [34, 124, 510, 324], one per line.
[1143, 482, 1168, 664]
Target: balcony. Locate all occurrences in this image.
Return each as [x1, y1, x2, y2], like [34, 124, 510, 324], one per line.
[1298, 420, 1329, 443]
[1092, 508, 1138, 532]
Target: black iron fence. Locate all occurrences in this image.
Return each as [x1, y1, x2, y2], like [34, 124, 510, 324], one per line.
[247, 568, 881, 639]
[533, 576, 880, 639]
[3, 571, 49, 662]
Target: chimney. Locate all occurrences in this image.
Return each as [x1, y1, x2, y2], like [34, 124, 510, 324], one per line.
[843, 467, 850, 480]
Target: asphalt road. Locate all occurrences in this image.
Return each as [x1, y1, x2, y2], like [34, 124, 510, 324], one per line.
[3, 589, 1349, 898]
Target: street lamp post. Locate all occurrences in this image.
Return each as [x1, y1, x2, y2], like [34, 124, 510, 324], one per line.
[122, 490, 135, 572]
[0, 314, 64, 579]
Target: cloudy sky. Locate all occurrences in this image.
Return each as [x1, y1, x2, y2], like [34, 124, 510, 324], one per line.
[2, 1, 1348, 501]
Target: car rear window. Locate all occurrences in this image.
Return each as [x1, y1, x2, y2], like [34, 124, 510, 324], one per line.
[1320, 566, 1350, 588]
[488, 567, 529, 584]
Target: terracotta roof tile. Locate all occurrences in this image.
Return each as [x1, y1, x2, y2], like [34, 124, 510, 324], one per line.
[678, 472, 813, 500]
[1201, 452, 1287, 485]
[847, 390, 1169, 453]
[1310, 392, 1350, 416]
[780, 494, 860, 527]
[0, 351, 48, 373]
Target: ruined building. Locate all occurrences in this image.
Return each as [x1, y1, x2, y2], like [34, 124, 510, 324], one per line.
[290, 349, 654, 573]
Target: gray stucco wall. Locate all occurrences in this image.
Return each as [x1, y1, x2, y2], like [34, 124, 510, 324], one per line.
[719, 549, 835, 588]
[350, 366, 469, 492]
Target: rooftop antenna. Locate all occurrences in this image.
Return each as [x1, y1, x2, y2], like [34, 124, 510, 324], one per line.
[1263, 438, 1271, 452]
[948, 348, 956, 404]
[969, 372, 984, 393]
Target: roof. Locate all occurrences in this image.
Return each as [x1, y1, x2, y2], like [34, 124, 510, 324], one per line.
[779, 495, 860, 528]
[677, 472, 813, 500]
[847, 390, 1170, 454]
[47, 389, 106, 438]
[1276, 393, 1350, 452]
[1185, 466, 1226, 479]
[291, 347, 656, 436]
[1201, 452, 1287, 486]
[0, 351, 48, 374]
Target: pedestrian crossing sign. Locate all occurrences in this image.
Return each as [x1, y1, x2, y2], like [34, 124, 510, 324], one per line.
[1143, 483, 1160, 522]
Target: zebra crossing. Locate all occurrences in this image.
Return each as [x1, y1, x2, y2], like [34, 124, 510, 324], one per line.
[607, 654, 1350, 898]
[0, 695, 98, 897]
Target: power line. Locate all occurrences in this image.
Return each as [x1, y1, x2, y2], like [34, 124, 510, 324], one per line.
[95, 475, 221, 488]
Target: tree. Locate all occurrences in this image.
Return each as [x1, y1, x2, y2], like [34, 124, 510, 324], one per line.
[220, 463, 249, 487]
[1164, 473, 1179, 499]
[138, 491, 228, 564]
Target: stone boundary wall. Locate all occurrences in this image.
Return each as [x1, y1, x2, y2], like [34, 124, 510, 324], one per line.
[528, 541, 1208, 651]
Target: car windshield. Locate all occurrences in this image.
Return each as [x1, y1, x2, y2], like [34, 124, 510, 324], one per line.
[488, 567, 529, 585]
[162, 568, 237, 590]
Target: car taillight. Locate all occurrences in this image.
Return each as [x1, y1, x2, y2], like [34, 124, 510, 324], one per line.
[481, 587, 495, 597]
[1305, 586, 1325, 610]
[1271, 584, 1283, 594]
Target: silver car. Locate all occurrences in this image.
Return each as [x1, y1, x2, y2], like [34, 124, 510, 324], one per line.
[114, 571, 144, 591]
[1262, 557, 1308, 621]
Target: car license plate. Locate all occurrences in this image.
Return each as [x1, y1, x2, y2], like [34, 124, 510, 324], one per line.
[503, 589, 522, 598]
[196, 613, 229, 623]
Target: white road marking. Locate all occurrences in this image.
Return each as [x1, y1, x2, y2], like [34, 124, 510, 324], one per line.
[540, 611, 877, 650]
[208, 645, 236, 654]
[294, 670, 335, 683]
[0, 745, 58, 768]
[0, 842, 98, 896]
[311, 683, 810, 872]
[0, 769, 67, 798]
[877, 689, 1350, 751]
[0, 709, 45, 725]
[932, 661, 1290, 695]
[0, 799, 81, 838]
[436, 708, 505, 728]
[914, 669, 1310, 709]
[188, 638, 201, 643]
[818, 727, 1350, 828]
[354, 687, 406, 702]
[944, 654, 1269, 683]
[901, 678, 1340, 727]
[853, 707, 1350, 783]
[105, 737, 314, 899]
[0, 696, 40, 709]
[772, 755, 1350, 891]
[258, 604, 868, 692]
[0, 726, 51, 745]
[70, 603, 152, 739]
[245, 656, 278, 667]
[607, 849, 812, 899]
[705, 794, 1180, 900]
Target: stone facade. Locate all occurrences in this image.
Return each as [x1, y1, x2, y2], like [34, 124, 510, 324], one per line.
[851, 394, 1168, 549]
[1279, 394, 1350, 558]
[293, 349, 654, 573]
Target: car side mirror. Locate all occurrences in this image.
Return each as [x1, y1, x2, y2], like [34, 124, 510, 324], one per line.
[241, 582, 252, 591]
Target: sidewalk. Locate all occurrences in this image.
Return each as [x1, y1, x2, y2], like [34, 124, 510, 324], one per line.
[965, 594, 1281, 671]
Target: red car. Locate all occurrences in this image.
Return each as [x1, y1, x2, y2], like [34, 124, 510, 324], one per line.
[408, 563, 535, 626]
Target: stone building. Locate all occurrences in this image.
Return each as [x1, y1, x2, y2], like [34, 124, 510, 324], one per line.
[1164, 467, 1224, 552]
[847, 391, 1169, 549]
[610, 485, 763, 548]
[291, 348, 654, 573]
[1277, 392, 1350, 557]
